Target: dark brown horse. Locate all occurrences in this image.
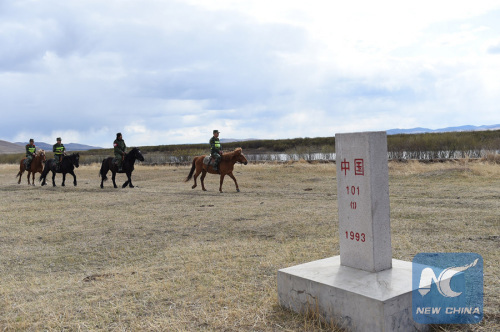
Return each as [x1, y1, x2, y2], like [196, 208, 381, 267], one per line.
[185, 147, 248, 192]
[16, 150, 46, 185]
[99, 147, 145, 188]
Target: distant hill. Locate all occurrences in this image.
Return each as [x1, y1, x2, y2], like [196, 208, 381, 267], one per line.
[0, 140, 25, 154]
[14, 142, 103, 151]
[386, 124, 500, 135]
[220, 138, 259, 143]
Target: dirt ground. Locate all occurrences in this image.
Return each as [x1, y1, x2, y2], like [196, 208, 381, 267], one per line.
[0, 161, 498, 331]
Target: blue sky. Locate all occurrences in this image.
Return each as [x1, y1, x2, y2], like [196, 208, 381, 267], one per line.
[1, 0, 499, 148]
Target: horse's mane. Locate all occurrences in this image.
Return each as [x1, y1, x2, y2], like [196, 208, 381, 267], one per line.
[221, 147, 242, 161]
[125, 147, 138, 158]
[36, 149, 45, 156]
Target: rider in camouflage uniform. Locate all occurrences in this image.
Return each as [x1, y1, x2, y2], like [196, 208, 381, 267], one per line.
[113, 133, 126, 172]
[25, 139, 36, 170]
[53, 137, 66, 170]
[209, 130, 223, 172]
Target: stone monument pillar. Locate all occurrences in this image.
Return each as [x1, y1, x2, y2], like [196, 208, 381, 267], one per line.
[277, 131, 428, 332]
[336, 131, 392, 272]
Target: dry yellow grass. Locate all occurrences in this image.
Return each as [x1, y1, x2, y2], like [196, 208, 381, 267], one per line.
[0, 161, 498, 331]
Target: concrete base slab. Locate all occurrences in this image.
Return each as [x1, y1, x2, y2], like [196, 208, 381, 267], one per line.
[277, 256, 429, 332]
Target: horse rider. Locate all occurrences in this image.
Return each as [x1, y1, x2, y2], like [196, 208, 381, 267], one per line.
[113, 132, 126, 172]
[53, 137, 66, 170]
[209, 129, 223, 172]
[25, 138, 37, 170]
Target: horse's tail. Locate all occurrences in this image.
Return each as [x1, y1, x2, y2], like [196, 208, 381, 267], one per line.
[185, 158, 196, 182]
[99, 159, 108, 182]
[16, 159, 25, 178]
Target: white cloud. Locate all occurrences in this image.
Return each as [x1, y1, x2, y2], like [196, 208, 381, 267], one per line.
[1, 0, 500, 147]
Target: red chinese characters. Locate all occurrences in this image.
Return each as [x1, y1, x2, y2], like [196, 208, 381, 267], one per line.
[354, 159, 364, 176]
[340, 158, 365, 176]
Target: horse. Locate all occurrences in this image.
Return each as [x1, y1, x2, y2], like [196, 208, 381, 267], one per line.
[39, 153, 80, 187]
[16, 150, 46, 185]
[99, 147, 145, 188]
[185, 147, 248, 193]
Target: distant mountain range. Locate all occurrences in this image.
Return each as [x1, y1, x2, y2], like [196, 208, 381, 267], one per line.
[0, 140, 103, 154]
[386, 124, 500, 135]
[14, 142, 102, 151]
[1, 124, 499, 154]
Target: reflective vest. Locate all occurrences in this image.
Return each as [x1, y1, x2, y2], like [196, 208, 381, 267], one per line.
[28, 146, 36, 154]
[54, 145, 65, 155]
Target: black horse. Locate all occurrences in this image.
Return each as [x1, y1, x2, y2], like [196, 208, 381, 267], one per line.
[99, 147, 144, 188]
[40, 153, 80, 187]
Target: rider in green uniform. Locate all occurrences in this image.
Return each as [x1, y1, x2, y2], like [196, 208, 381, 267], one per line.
[113, 133, 126, 172]
[53, 137, 66, 170]
[209, 130, 223, 172]
[25, 139, 37, 170]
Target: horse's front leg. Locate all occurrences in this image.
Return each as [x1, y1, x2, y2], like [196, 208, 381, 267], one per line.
[227, 172, 240, 192]
[69, 171, 77, 186]
[61, 172, 66, 186]
[112, 172, 118, 188]
[219, 173, 226, 193]
[27, 172, 31, 185]
[123, 172, 132, 188]
[30, 172, 35, 186]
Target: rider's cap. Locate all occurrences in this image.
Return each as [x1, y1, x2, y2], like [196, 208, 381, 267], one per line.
[117, 132, 122, 138]
[29, 138, 34, 142]
[57, 137, 62, 141]
[213, 130, 220, 134]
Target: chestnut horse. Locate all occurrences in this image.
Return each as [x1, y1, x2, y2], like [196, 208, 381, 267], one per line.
[16, 150, 46, 185]
[185, 147, 248, 192]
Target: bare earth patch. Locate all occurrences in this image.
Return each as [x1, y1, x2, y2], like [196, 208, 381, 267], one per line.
[0, 161, 498, 331]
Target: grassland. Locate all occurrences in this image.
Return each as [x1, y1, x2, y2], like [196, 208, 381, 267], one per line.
[0, 161, 498, 331]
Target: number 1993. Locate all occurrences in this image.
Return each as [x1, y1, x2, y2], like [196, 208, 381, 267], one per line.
[345, 231, 366, 242]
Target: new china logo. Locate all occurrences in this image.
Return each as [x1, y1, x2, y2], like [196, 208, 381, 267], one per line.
[412, 253, 483, 324]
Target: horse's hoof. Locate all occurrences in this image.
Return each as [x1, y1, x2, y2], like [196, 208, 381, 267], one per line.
[236, 189, 240, 192]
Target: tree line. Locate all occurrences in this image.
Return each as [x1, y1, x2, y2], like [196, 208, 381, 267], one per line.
[1, 130, 498, 164]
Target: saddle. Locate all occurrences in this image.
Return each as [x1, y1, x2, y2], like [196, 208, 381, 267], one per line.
[203, 156, 217, 169]
[112, 157, 125, 172]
